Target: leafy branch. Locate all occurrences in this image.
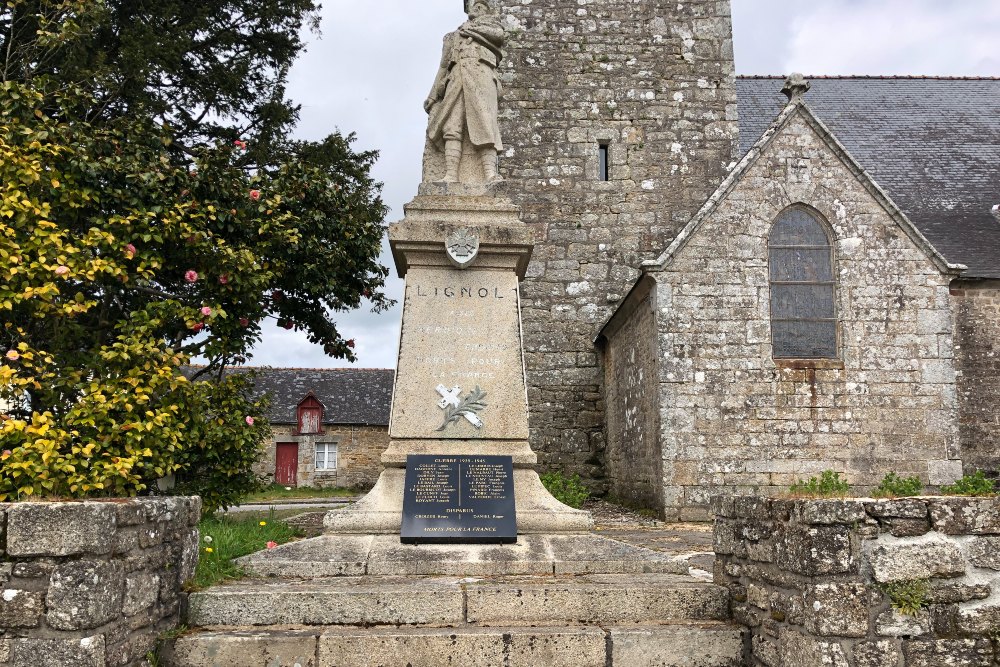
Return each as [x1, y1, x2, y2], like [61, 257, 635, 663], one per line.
[436, 386, 487, 432]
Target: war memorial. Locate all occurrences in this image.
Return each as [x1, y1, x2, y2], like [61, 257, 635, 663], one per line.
[1, 0, 998, 665]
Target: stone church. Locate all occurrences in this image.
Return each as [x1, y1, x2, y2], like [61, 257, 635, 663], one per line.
[488, 0, 1000, 519]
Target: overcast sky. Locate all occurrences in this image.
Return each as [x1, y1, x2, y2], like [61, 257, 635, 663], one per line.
[246, 0, 1000, 371]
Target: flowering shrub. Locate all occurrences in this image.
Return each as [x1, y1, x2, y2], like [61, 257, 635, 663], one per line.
[0, 2, 388, 511]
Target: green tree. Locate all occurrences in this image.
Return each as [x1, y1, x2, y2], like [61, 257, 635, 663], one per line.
[0, 1, 390, 510]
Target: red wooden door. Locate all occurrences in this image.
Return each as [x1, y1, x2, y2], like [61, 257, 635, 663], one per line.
[275, 443, 299, 486]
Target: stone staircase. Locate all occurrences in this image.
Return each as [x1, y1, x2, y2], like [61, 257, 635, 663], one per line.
[162, 572, 746, 666]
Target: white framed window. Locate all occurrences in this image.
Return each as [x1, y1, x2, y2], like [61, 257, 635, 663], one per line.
[315, 442, 338, 472]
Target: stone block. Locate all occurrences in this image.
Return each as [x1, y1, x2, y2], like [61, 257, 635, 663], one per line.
[865, 499, 930, 520]
[793, 499, 867, 525]
[955, 604, 1000, 635]
[777, 525, 855, 576]
[187, 580, 466, 626]
[851, 640, 901, 667]
[6, 502, 117, 557]
[10, 635, 106, 667]
[928, 498, 1000, 535]
[319, 626, 606, 667]
[123, 573, 159, 616]
[875, 609, 930, 637]
[466, 575, 730, 625]
[0, 638, 9, 662]
[610, 624, 745, 666]
[804, 583, 870, 637]
[901, 638, 993, 667]
[886, 518, 930, 537]
[778, 630, 849, 667]
[925, 581, 992, 604]
[967, 536, 1000, 570]
[163, 630, 319, 667]
[46, 560, 126, 631]
[0, 589, 45, 628]
[866, 537, 966, 583]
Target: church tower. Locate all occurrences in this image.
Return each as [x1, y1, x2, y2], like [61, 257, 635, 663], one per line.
[496, 0, 740, 489]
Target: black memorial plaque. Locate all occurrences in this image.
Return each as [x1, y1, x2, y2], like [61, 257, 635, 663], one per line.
[401, 454, 516, 544]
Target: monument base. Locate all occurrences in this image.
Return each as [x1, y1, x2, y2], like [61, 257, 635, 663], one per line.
[324, 467, 593, 535]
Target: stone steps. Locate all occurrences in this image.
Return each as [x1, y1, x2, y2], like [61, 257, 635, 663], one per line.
[185, 573, 730, 627]
[163, 622, 745, 666]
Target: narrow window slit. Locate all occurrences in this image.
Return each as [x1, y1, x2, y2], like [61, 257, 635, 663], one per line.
[598, 143, 610, 181]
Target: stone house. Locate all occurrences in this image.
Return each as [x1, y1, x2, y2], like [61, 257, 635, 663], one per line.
[250, 368, 393, 489]
[491, 0, 1000, 519]
[186, 367, 393, 489]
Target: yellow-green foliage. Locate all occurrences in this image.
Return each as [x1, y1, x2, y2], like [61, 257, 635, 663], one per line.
[789, 471, 851, 498]
[882, 579, 929, 617]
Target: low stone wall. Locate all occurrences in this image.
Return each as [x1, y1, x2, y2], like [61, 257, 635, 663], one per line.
[0, 497, 200, 667]
[713, 495, 1000, 667]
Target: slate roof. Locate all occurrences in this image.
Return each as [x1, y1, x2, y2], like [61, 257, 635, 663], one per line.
[184, 367, 394, 426]
[736, 76, 1000, 279]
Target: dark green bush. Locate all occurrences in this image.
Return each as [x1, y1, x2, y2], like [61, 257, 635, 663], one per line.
[540, 471, 590, 509]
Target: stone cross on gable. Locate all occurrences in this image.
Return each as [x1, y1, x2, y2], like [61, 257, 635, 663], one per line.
[436, 384, 484, 428]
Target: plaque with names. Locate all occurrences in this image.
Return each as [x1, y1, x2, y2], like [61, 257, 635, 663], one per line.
[400, 454, 517, 544]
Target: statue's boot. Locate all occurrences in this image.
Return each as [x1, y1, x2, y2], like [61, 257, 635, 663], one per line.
[481, 148, 502, 183]
[443, 140, 462, 183]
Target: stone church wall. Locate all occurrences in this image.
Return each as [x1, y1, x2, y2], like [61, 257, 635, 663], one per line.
[648, 112, 960, 519]
[600, 277, 663, 511]
[951, 280, 1000, 479]
[496, 0, 740, 489]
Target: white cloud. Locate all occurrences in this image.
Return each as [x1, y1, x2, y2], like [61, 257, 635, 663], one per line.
[787, 0, 1000, 75]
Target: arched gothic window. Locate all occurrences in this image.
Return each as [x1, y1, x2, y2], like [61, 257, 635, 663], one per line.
[768, 208, 838, 359]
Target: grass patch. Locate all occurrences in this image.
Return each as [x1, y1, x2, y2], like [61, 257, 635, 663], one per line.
[240, 484, 360, 502]
[191, 510, 304, 590]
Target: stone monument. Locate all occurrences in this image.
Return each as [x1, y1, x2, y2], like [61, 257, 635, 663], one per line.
[324, 0, 592, 536]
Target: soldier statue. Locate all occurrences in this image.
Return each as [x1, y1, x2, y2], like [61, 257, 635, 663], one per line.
[424, 0, 505, 184]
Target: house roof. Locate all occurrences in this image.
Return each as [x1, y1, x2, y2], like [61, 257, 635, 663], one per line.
[184, 367, 394, 426]
[736, 76, 1000, 279]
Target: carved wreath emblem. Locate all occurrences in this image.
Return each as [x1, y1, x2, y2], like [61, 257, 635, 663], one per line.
[446, 228, 480, 269]
[435, 384, 487, 431]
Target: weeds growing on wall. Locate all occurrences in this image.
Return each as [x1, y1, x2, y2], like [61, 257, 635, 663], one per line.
[788, 471, 850, 498]
[881, 579, 929, 617]
[941, 471, 997, 497]
[540, 471, 590, 509]
[873, 473, 924, 498]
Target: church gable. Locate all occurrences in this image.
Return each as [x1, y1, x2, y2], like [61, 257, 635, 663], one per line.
[603, 97, 964, 519]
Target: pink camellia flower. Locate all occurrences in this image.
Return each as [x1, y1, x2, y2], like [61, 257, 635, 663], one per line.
[201, 306, 212, 317]
[347, 339, 356, 349]
[125, 243, 136, 258]
[190, 322, 204, 333]
[218, 274, 230, 285]
[185, 270, 198, 283]
[249, 189, 261, 201]
[245, 416, 255, 426]
[239, 317, 250, 327]
[266, 541, 278, 550]
[1, 450, 11, 458]
[5, 350, 19, 362]
[55, 265, 70, 276]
